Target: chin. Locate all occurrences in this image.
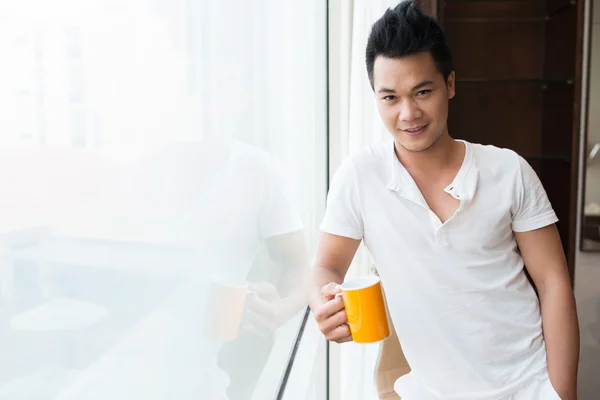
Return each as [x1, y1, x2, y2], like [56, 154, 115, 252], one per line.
[397, 136, 436, 153]
[403, 144, 433, 153]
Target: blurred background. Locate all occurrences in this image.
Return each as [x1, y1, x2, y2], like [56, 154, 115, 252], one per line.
[0, 0, 598, 399]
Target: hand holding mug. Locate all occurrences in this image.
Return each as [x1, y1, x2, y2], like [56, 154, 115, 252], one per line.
[315, 277, 391, 344]
[241, 281, 283, 338]
[314, 282, 353, 343]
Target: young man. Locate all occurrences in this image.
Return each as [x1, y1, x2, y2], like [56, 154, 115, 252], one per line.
[309, 2, 580, 399]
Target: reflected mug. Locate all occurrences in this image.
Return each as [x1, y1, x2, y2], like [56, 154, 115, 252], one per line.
[341, 276, 391, 343]
[206, 273, 254, 341]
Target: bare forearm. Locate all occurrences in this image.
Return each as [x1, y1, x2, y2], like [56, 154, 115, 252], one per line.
[267, 231, 311, 319]
[279, 271, 309, 320]
[539, 281, 580, 400]
[309, 265, 344, 311]
[277, 259, 310, 317]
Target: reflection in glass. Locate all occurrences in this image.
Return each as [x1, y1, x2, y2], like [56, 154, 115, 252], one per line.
[0, 0, 325, 398]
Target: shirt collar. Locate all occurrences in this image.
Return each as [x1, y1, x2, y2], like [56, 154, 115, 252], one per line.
[387, 140, 479, 204]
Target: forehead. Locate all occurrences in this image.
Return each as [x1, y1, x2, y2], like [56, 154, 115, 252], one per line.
[373, 52, 442, 90]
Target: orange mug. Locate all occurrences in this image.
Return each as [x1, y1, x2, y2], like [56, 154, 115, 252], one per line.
[206, 273, 254, 341]
[341, 276, 391, 343]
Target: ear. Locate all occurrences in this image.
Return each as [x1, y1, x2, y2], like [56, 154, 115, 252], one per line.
[446, 71, 456, 100]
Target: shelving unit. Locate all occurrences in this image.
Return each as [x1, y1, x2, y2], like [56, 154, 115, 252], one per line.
[435, 0, 585, 281]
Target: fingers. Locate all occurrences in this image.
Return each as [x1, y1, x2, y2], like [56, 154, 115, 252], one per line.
[243, 306, 273, 329]
[249, 282, 279, 301]
[324, 323, 353, 343]
[246, 295, 277, 320]
[320, 282, 342, 301]
[313, 295, 345, 324]
[315, 282, 352, 343]
[318, 309, 348, 334]
[314, 295, 352, 343]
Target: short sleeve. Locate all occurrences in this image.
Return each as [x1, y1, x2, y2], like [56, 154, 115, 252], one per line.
[319, 160, 364, 240]
[258, 160, 304, 239]
[511, 155, 558, 232]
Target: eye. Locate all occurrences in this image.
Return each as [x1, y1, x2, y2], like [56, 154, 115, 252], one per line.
[416, 90, 431, 97]
[382, 95, 396, 101]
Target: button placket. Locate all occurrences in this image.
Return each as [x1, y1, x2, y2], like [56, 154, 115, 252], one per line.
[436, 226, 450, 246]
[429, 210, 442, 232]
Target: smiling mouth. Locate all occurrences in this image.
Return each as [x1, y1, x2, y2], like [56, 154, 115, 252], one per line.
[400, 123, 429, 136]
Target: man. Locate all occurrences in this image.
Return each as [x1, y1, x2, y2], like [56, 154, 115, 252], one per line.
[309, 2, 579, 399]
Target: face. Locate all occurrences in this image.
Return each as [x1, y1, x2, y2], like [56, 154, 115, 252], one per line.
[373, 52, 455, 153]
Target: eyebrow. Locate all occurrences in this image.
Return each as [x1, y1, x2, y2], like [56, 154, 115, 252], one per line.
[377, 80, 434, 94]
[411, 80, 434, 91]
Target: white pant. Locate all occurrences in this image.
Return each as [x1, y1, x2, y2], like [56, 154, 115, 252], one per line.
[395, 373, 562, 400]
[503, 375, 562, 400]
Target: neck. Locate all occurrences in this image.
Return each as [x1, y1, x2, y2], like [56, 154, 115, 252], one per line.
[394, 133, 461, 176]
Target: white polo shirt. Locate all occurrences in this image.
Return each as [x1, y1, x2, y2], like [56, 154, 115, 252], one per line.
[320, 140, 558, 400]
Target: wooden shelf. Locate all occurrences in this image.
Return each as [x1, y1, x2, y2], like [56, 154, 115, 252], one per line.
[456, 78, 574, 83]
[524, 155, 572, 162]
[439, 0, 584, 274]
[446, 0, 533, 2]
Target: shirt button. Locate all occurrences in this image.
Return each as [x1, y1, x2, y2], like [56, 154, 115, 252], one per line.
[440, 233, 450, 246]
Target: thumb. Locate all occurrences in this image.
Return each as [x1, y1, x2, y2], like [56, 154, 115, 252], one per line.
[321, 282, 342, 300]
[249, 281, 278, 298]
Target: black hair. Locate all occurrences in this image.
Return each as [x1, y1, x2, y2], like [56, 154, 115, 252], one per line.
[365, 1, 454, 90]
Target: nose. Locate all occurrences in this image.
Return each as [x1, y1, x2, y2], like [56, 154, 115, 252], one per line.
[398, 99, 422, 122]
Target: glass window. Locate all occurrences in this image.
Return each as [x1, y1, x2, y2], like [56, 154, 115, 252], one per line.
[0, 1, 327, 399]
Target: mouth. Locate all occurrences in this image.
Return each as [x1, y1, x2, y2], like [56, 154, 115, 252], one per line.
[400, 123, 429, 137]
